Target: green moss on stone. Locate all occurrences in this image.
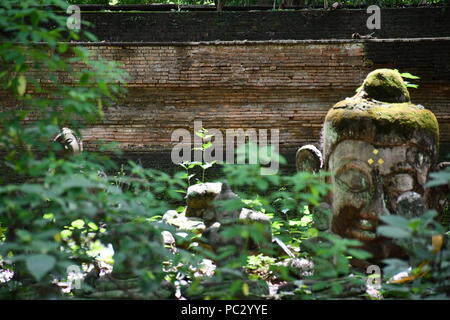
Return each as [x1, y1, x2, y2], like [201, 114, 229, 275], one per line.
[326, 99, 439, 136]
[322, 68, 440, 170]
[361, 69, 410, 103]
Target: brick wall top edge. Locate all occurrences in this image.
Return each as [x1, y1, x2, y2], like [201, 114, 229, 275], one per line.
[36, 37, 450, 46]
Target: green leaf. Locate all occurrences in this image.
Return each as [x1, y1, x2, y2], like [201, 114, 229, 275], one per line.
[17, 75, 26, 96]
[187, 162, 202, 169]
[88, 222, 98, 231]
[312, 280, 328, 291]
[57, 43, 68, 54]
[379, 215, 409, 229]
[60, 229, 72, 239]
[202, 141, 212, 150]
[347, 248, 372, 260]
[59, 176, 97, 191]
[201, 161, 215, 170]
[377, 226, 411, 239]
[98, 81, 111, 97]
[426, 171, 450, 187]
[16, 229, 32, 243]
[331, 282, 343, 295]
[71, 219, 85, 229]
[383, 258, 410, 279]
[242, 282, 249, 296]
[257, 179, 269, 191]
[195, 131, 205, 138]
[26, 254, 56, 281]
[79, 72, 90, 85]
[399, 72, 420, 79]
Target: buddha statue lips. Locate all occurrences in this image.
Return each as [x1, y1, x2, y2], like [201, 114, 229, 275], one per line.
[298, 69, 442, 261]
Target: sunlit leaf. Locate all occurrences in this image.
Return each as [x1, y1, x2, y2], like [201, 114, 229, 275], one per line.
[17, 75, 26, 96]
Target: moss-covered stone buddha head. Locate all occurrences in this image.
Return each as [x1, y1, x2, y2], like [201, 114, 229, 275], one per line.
[299, 69, 441, 261]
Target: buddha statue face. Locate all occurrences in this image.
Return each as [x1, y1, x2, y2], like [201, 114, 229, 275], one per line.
[53, 127, 83, 158]
[328, 140, 433, 259]
[298, 69, 441, 261]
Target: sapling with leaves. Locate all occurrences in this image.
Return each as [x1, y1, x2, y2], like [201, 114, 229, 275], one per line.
[178, 127, 217, 186]
[393, 69, 421, 89]
[355, 69, 420, 93]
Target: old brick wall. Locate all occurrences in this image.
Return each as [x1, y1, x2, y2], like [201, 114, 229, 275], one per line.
[81, 41, 365, 154]
[2, 8, 450, 173]
[74, 39, 450, 167]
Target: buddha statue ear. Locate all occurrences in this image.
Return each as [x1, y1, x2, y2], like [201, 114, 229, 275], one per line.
[295, 145, 323, 173]
[295, 145, 331, 232]
[53, 127, 83, 157]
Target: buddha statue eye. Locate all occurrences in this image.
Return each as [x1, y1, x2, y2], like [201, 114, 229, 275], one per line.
[336, 167, 371, 193]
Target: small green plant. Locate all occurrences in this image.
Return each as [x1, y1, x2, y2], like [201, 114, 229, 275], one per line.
[393, 69, 421, 89]
[178, 128, 217, 186]
[355, 69, 421, 92]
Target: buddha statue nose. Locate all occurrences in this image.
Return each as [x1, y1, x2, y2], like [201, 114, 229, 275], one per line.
[396, 191, 427, 218]
[358, 178, 389, 239]
[362, 172, 388, 219]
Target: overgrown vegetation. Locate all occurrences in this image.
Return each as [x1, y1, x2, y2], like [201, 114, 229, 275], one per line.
[0, 0, 449, 300]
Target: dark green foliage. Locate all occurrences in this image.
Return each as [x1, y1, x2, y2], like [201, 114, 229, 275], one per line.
[0, 0, 182, 298]
[378, 168, 450, 299]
